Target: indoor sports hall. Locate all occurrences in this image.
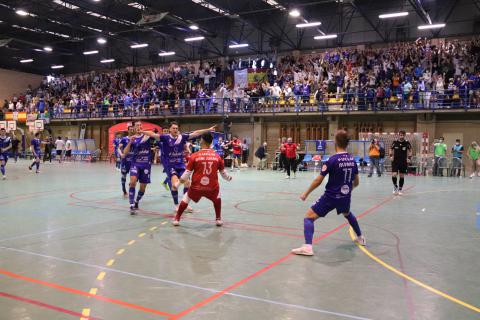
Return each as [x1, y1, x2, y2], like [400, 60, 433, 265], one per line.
[0, 1, 479, 319]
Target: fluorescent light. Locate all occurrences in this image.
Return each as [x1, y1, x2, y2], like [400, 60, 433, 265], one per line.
[314, 34, 337, 40]
[189, 25, 199, 30]
[100, 58, 115, 63]
[289, 9, 300, 17]
[130, 43, 148, 49]
[185, 36, 205, 42]
[16, 9, 29, 16]
[263, 0, 286, 11]
[20, 59, 34, 63]
[34, 48, 43, 52]
[43, 46, 53, 52]
[379, 12, 409, 19]
[296, 21, 321, 28]
[83, 50, 99, 55]
[97, 37, 107, 44]
[159, 51, 175, 56]
[229, 43, 249, 48]
[128, 2, 146, 10]
[51, 65, 64, 69]
[418, 23, 446, 30]
[52, 0, 79, 10]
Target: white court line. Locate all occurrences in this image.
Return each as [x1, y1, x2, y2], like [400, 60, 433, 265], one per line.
[0, 218, 128, 243]
[0, 246, 372, 320]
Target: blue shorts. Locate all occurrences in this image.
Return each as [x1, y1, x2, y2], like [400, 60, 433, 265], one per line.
[311, 195, 351, 217]
[34, 152, 42, 159]
[168, 166, 186, 179]
[121, 160, 132, 175]
[0, 153, 7, 163]
[130, 164, 151, 184]
[232, 154, 241, 159]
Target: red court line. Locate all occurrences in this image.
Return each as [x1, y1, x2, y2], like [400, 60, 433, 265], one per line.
[0, 291, 101, 320]
[169, 186, 414, 319]
[0, 268, 174, 317]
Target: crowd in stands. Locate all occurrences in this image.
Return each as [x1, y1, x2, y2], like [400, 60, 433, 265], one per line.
[2, 37, 480, 118]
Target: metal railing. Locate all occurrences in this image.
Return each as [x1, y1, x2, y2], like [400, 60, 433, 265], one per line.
[47, 90, 480, 119]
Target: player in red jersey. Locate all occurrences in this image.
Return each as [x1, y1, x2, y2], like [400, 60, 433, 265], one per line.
[230, 136, 242, 171]
[172, 132, 232, 226]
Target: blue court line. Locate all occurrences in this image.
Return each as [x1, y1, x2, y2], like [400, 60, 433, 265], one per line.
[0, 217, 128, 243]
[476, 203, 480, 231]
[0, 246, 372, 320]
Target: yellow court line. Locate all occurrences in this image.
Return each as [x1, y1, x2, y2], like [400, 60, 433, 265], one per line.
[138, 233, 146, 238]
[150, 226, 158, 231]
[106, 259, 115, 267]
[161, 221, 168, 225]
[116, 248, 125, 255]
[348, 228, 480, 313]
[80, 308, 90, 320]
[127, 240, 136, 245]
[96, 272, 106, 281]
[89, 288, 98, 295]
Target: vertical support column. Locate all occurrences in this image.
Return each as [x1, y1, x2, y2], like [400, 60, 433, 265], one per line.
[327, 116, 339, 140]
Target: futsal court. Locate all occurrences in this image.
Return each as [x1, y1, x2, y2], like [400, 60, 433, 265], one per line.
[0, 161, 478, 320]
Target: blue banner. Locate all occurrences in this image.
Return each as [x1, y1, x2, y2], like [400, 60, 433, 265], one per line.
[315, 140, 326, 152]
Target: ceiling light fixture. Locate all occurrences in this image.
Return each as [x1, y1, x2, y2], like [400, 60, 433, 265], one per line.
[97, 37, 107, 44]
[189, 25, 199, 30]
[51, 65, 64, 69]
[289, 9, 300, 17]
[296, 21, 321, 28]
[185, 36, 205, 42]
[100, 58, 115, 63]
[379, 12, 409, 19]
[314, 34, 338, 40]
[159, 51, 175, 56]
[20, 59, 34, 63]
[83, 50, 99, 55]
[130, 43, 148, 49]
[43, 46, 53, 52]
[229, 43, 249, 48]
[15, 9, 29, 16]
[418, 23, 446, 30]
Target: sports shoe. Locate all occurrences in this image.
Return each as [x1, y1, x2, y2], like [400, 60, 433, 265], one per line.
[285, 175, 290, 179]
[162, 182, 170, 191]
[354, 235, 366, 246]
[293, 173, 297, 179]
[134, 201, 139, 209]
[398, 189, 403, 196]
[123, 192, 128, 198]
[291, 244, 314, 256]
[186, 206, 194, 213]
[1, 175, 5, 180]
[28, 166, 32, 171]
[470, 173, 475, 179]
[172, 219, 180, 226]
[215, 220, 223, 227]
[35, 170, 40, 174]
[130, 205, 137, 215]
[393, 187, 398, 195]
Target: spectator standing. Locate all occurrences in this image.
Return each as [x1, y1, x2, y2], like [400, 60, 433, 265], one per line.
[255, 142, 268, 170]
[368, 139, 381, 177]
[284, 138, 298, 179]
[241, 139, 249, 167]
[55, 136, 65, 163]
[433, 137, 447, 176]
[451, 139, 464, 177]
[467, 141, 480, 178]
[65, 137, 73, 162]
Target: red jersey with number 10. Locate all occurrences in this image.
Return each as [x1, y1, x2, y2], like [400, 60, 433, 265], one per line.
[187, 148, 225, 191]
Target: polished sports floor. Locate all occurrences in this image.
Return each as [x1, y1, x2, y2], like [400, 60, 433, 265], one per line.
[0, 160, 479, 320]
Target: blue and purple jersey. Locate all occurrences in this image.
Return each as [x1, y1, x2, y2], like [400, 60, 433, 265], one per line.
[119, 136, 134, 163]
[0, 136, 11, 154]
[320, 152, 358, 199]
[159, 133, 189, 169]
[113, 137, 121, 157]
[31, 138, 41, 155]
[131, 134, 154, 167]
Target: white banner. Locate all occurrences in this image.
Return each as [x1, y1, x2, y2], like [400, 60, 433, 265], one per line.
[234, 69, 248, 89]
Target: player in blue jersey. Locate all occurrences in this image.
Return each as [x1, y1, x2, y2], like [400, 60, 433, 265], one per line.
[122, 121, 156, 215]
[0, 128, 12, 180]
[28, 132, 43, 174]
[113, 134, 122, 171]
[142, 121, 216, 212]
[118, 125, 135, 197]
[292, 130, 365, 256]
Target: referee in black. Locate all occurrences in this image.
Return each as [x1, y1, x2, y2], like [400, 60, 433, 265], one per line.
[389, 130, 412, 195]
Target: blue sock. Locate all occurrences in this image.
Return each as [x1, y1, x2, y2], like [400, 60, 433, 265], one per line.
[121, 175, 127, 194]
[129, 186, 136, 205]
[183, 187, 189, 195]
[0, 165, 5, 175]
[171, 190, 179, 205]
[136, 191, 144, 203]
[163, 177, 169, 185]
[304, 218, 315, 245]
[35, 162, 40, 170]
[345, 212, 362, 237]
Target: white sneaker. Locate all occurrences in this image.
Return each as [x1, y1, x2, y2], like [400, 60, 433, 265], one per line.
[291, 244, 314, 256]
[293, 173, 297, 179]
[215, 220, 223, 227]
[470, 173, 475, 179]
[285, 175, 290, 179]
[393, 187, 398, 195]
[354, 235, 366, 246]
[186, 206, 194, 213]
[172, 219, 179, 226]
[1, 175, 5, 180]
[398, 189, 403, 196]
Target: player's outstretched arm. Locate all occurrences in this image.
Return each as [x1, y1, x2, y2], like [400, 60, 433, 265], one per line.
[188, 125, 217, 140]
[220, 169, 232, 181]
[141, 131, 160, 140]
[300, 175, 325, 201]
